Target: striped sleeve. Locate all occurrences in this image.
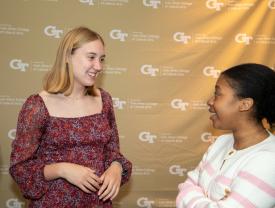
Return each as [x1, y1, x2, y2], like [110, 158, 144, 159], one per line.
[176, 143, 214, 208]
[176, 151, 275, 208]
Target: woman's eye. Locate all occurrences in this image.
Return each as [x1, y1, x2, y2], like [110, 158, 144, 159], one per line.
[100, 58, 105, 63]
[88, 56, 95, 60]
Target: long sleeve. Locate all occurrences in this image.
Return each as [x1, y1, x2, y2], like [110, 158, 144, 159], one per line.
[103, 92, 132, 185]
[9, 95, 52, 199]
[176, 144, 214, 208]
[176, 147, 275, 207]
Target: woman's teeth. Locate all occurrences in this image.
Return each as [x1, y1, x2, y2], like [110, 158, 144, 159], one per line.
[88, 72, 96, 77]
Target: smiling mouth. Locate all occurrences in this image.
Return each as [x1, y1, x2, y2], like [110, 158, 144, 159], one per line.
[88, 72, 98, 77]
[209, 109, 217, 119]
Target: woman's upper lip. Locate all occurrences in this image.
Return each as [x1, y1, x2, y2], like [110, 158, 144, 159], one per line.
[209, 109, 216, 113]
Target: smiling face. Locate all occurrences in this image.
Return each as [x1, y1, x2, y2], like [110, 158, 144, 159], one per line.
[207, 75, 243, 130]
[70, 39, 105, 88]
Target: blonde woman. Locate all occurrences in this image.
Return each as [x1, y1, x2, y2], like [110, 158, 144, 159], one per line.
[10, 27, 132, 207]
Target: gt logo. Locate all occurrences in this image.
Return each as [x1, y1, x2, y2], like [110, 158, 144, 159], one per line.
[44, 25, 63, 38]
[173, 32, 191, 44]
[9, 59, 29, 72]
[112, 98, 126, 110]
[203, 66, 221, 78]
[143, 0, 161, 9]
[169, 165, 187, 176]
[79, 0, 95, 5]
[268, 0, 275, 9]
[110, 29, 128, 42]
[171, 99, 189, 111]
[140, 65, 159, 76]
[206, 0, 224, 11]
[235, 33, 253, 45]
[139, 132, 157, 143]
[137, 197, 155, 208]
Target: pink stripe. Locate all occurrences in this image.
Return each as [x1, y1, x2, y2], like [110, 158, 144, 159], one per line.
[238, 171, 275, 198]
[203, 161, 215, 176]
[186, 177, 197, 185]
[176, 185, 203, 205]
[178, 182, 193, 191]
[215, 175, 232, 186]
[231, 192, 256, 208]
[186, 196, 204, 208]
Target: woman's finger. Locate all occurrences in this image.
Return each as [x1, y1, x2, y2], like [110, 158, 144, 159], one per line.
[83, 181, 97, 192]
[79, 184, 92, 194]
[87, 176, 100, 190]
[103, 185, 117, 201]
[98, 179, 108, 196]
[88, 170, 101, 183]
[99, 181, 112, 200]
[110, 187, 120, 200]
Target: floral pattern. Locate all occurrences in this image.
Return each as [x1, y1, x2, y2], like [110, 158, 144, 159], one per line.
[9, 88, 132, 208]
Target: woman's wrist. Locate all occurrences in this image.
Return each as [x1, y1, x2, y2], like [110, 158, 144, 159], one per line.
[44, 162, 67, 180]
[111, 161, 123, 174]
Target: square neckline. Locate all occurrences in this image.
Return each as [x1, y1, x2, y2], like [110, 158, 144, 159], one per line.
[36, 88, 105, 119]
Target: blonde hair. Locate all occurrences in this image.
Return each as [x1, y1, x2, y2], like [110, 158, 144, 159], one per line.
[43, 26, 104, 96]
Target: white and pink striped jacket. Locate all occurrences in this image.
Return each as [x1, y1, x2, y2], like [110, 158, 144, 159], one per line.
[176, 132, 275, 208]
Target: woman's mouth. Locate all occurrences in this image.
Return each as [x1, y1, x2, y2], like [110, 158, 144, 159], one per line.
[209, 109, 218, 120]
[210, 112, 218, 120]
[88, 71, 97, 77]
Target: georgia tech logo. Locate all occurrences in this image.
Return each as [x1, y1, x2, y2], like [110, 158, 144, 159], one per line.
[9, 59, 29, 72]
[268, 0, 275, 9]
[110, 29, 128, 42]
[201, 132, 217, 143]
[6, 198, 25, 208]
[173, 32, 191, 44]
[235, 33, 253, 45]
[143, 0, 161, 9]
[44, 25, 63, 38]
[112, 98, 126, 110]
[8, 129, 16, 140]
[171, 99, 189, 111]
[79, 0, 95, 5]
[137, 197, 155, 208]
[203, 66, 221, 78]
[169, 165, 187, 176]
[140, 65, 159, 76]
[206, 0, 224, 11]
[139, 132, 157, 144]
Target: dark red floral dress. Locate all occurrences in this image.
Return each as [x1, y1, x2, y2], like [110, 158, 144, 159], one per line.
[9, 88, 132, 208]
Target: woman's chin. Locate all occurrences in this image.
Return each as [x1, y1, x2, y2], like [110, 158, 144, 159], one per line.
[210, 118, 221, 129]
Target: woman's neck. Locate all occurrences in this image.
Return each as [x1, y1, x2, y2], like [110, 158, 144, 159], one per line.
[232, 122, 269, 150]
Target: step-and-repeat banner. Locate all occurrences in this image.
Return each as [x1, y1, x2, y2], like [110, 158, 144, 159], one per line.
[1, 0, 274, 207]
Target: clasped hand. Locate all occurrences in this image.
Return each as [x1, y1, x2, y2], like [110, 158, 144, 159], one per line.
[63, 162, 122, 201]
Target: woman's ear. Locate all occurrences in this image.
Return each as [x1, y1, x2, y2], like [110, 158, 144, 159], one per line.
[239, 98, 254, 111]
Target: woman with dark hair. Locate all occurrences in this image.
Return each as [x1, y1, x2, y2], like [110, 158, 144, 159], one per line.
[9, 26, 132, 207]
[176, 63, 275, 207]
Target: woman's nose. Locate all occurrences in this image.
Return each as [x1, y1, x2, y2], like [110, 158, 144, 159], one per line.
[207, 96, 214, 107]
[93, 59, 103, 71]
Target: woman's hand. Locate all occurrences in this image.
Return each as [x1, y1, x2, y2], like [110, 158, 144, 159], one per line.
[44, 162, 102, 193]
[98, 161, 122, 201]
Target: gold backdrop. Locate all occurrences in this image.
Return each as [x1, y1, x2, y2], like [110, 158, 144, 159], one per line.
[1, 0, 275, 207]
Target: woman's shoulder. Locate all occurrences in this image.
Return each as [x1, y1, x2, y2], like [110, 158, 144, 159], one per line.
[98, 87, 112, 98]
[38, 90, 58, 100]
[258, 131, 275, 152]
[98, 88, 113, 104]
[19, 92, 49, 117]
[23, 92, 44, 106]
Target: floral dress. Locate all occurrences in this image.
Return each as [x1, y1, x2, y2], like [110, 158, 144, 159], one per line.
[9, 88, 132, 208]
